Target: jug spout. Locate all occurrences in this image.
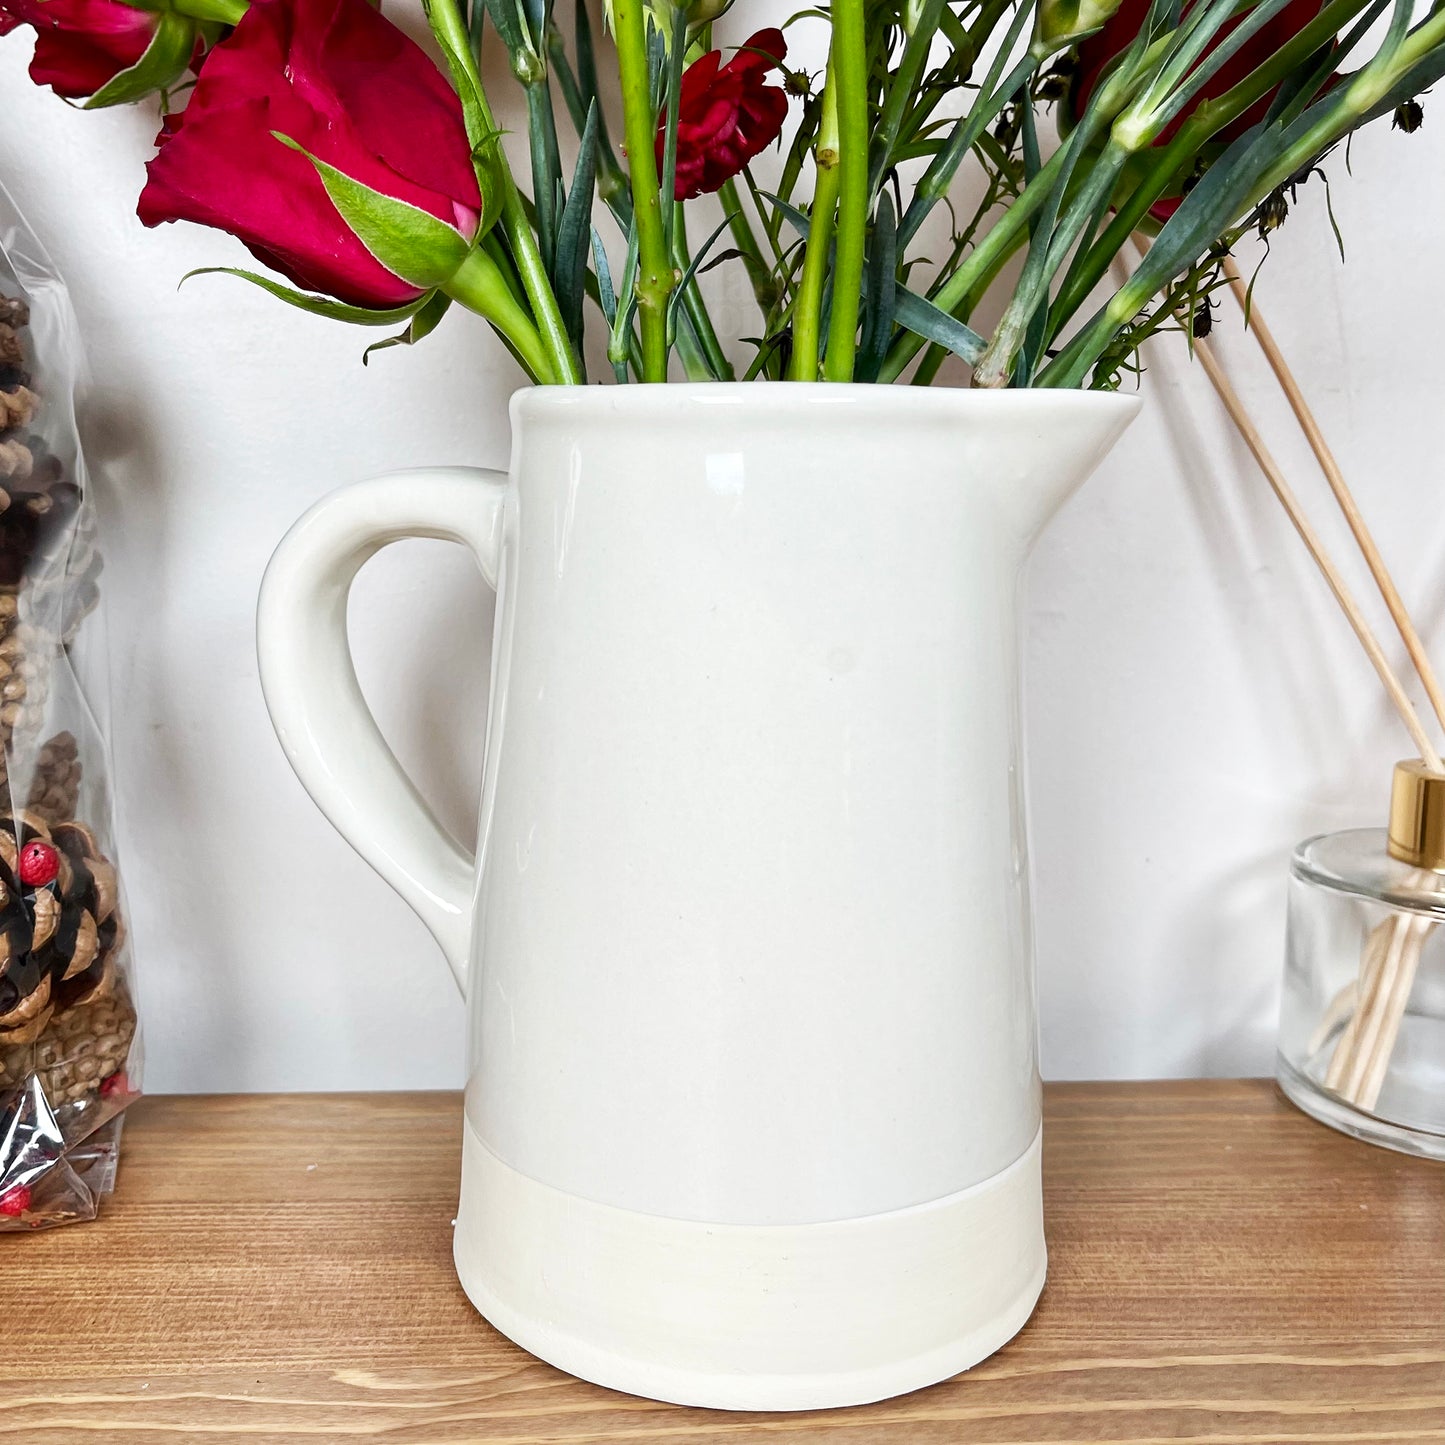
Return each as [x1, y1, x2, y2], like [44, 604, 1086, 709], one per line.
[968, 390, 1142, 556]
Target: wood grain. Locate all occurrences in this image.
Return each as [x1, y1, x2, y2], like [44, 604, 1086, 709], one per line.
[2, 1082, 1443, 1442]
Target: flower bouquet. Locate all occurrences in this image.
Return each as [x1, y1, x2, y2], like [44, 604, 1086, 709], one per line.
[2, 0, 1440, 388]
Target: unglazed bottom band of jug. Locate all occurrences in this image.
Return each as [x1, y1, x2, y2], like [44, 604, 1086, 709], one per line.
[452, 1114, 1046, 1411]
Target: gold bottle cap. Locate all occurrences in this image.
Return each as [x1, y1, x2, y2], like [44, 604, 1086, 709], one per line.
[1387, 759, 1445, 871]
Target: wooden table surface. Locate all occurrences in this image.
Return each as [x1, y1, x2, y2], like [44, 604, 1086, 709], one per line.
[4, 1081, 1443, 1442]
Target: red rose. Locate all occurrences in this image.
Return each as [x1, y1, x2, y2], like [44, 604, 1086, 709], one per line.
[138, 0, 483, 310]
[1072, 0, 1321, 215]
[660, 28, 789, 202]
[0, 0, 160, 100]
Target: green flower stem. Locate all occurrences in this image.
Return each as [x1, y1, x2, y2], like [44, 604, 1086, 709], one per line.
[613, 0, 673, 381]
[445, 247, 557, 383]
[898, 0, 1014, 144]
[672, 311, 717, 381]
[548, 33, 630, 220]
[973, 131, 1129, 386]
[905, 220, 1028, 383]
[876, 138, 1069, 383]
[787, 77, 841, 382]
[1050, 15, 1445, 391]
[524, 78, 563, 273]
[882, 15, 1167, 386]
[1253, 5, 1445, 195]
[868, 0, 946, 195]
[717, 177, 777, 314]
[822, 0, 869, 382]
[426, 0, 581, 384]
[896, 0, 1037, 252]
[1037, 8, 1445, 391]
[1048, 0, 1380, 334]
[482, 230, 528, 308]
[672, 205, 735, 380]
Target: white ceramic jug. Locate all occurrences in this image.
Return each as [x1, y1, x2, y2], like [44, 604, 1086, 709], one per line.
[257, 384, 1137, 1410]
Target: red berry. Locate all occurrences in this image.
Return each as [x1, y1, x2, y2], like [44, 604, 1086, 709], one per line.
[100, 1071, 130, 1099]
[0, 1184, 31, 1217]
[17, 840, 59, 888]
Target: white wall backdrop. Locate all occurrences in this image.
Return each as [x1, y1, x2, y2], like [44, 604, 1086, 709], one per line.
[4, 19, 1444, 1092]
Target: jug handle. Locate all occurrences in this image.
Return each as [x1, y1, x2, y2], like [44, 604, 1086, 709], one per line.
[256, 466, 508, 994]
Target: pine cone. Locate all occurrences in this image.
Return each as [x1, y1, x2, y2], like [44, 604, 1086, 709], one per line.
[0, 814, 122, 1049]
[0, 981, 135, 1107]
[25, 733, 82, 826]
[0, 286, 98, 602]
[0, 452, 85, 591]
[0, 322, 26, 392]
[0, 594, 50, 759]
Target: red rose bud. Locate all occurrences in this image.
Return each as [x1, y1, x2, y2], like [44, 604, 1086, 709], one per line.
[660, 28, 789, 202]
[138, 0, 485, 311]
[0, 1184, 31, 1217]
[17, 839, 60, 888]
[0, 0, 199, 105]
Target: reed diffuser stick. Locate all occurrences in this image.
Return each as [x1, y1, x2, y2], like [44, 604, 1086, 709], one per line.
[1359, 916, 1430, 1108]
[1198, 271, 1442, 1109]
[1222, 259, 1445, 736]
[1192, 340, 1443, 768]
[1127, 235, 1438, 1112]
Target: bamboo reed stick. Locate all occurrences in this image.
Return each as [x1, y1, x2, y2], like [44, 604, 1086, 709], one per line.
[1216, 268, 1440, 1110]
[1359, 916, 1428, 1109]
[1128, 235, 1439, 1111]
[1192, 340, 1443, 768]
[1222, 258, 1445, 738]
[1321, 921, 1389, 1084]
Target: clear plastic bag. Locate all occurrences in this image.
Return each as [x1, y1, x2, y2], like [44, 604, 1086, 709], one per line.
[0, 181, 137, 1230]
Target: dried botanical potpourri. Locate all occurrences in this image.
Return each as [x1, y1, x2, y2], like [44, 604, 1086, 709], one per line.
[0, 186, 138, 1231]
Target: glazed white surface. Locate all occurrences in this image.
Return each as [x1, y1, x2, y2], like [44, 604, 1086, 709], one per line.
[258, 389, 1135, 1220]
[3, 21, 1443, 1093]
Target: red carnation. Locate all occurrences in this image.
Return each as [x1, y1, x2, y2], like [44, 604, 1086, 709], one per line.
[138, 0, 483, 310]
[0, 0, 160, 100]
[660, 28, 790, 202]
[1072, 0, 1322, 218]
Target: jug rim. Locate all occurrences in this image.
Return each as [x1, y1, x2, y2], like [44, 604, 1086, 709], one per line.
[510, 382, 1142, 425]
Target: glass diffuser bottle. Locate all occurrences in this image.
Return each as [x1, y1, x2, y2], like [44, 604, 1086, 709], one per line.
[1278, 760, 1445, 1159]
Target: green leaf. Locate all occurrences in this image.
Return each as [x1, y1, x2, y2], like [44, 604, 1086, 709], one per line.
[180, 267, 433, 325]
[85, 11, 195, 109]
[1016, 102, 1048, 386]
[658, 5, 688, 253]
[756, 190, 814, 239]
[564, 0, 628, 222]
[665, 212, 734, 348]
[591, 227, 617, 326]
[524, 79, 564, 272]
[363, 292, 454, 363]
[554, 100, 599, 353]
[696, 247, 750, 276]
[521, 0, 548, 50]
[890, 285, 987, 366]
[273, 135, 471, 290]
[607, 220, 641, 375]
[856, 192, 897, 384]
